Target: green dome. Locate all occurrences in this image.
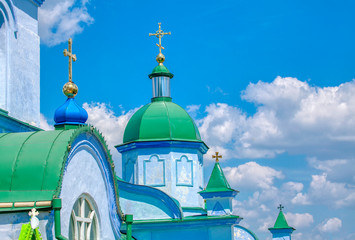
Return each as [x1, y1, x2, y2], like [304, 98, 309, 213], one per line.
[123, 98, 202, 144]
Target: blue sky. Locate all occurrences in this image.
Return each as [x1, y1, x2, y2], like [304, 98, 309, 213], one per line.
[38, 0, 355, 239]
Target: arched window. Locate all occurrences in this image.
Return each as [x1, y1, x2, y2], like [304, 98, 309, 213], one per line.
[69, 194, 100, 240]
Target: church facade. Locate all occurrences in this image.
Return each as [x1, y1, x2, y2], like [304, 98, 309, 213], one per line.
[0, 1, 294, 239]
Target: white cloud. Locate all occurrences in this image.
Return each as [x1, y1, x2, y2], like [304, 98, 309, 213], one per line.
[308, 157, 355, 184]
[318, 218, 342, 233]
[197, 103, 248, 160]
[257, 216, 274, 232]
[285, 212, 314, 229]
[282, 182, 304, 192]
[197, 77, 355, 160]
[224, 162, 283, 190]
[292, 233, 304, 240]
[83, 102, 138, 175]
[39, 0, 94, 46]
[291, 192, 311, 205]
[308, 173, 355, 208]
[39, 113, 54, 130]
[186, 104, 201, 119]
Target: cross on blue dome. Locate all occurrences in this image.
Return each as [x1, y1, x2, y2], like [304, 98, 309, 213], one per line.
[54, 38, 88, 128]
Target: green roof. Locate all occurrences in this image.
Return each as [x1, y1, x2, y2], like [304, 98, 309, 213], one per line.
[200, 162, 237, 193]
[148, 64, 174, 79]
[0, 126, 121, 214]
[269, 210, 294, 230]
[122, 98, 204, 144]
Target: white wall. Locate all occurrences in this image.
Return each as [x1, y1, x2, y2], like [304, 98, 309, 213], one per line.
[60, 143, 117, 240]
[0, 0, 40, 125]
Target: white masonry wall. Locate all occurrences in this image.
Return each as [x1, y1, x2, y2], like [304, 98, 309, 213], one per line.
[0, 0, 40, 125]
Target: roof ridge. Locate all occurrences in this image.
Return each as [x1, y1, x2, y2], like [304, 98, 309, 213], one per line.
[163, 101, 173, 140]
[137, 103, 151, 142]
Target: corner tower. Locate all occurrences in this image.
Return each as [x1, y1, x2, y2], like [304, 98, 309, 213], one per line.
[199, 152, 238, 216]
[268, 205, 295, 240]
[116, 23, 208, 212]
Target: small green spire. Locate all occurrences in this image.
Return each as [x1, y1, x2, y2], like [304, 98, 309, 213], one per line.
[269, 205, 295, 230]
[200, 160, 237, 193]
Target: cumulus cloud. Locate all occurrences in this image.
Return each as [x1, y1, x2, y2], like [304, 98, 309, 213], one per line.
[308, 173, 355, 208]
[197, 103, 248, 160]
[291, 192, 311, 205]
[318, 218, 342, 233]
[308, 157, 355, 184]
[197, 77, 355, 160]
[186, 104, 201, 119]
[224, 162, 283, 190]
[285, 212, 314, 229]
[39, 113, 54, 130]
[83, 102, 138, 175]
[39, 0, 94, 46]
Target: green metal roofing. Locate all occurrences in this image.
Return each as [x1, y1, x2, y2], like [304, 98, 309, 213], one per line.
[269, 210, 295, 230]
[148, 64, 174, 79]
[0, 126, 122, 215]
[122, 98, 203, 144]
[200, 162, 236, 193]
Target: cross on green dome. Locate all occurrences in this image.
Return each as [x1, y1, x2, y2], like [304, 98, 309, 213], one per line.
[269, 205, 295, 230]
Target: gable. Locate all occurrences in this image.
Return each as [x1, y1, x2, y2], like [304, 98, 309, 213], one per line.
[0, 126, 122, 218]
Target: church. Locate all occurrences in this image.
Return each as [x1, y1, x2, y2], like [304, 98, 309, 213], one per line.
[0, 0, 295, 239]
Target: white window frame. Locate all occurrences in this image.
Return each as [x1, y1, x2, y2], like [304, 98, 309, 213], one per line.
[69, 194, 100, 240]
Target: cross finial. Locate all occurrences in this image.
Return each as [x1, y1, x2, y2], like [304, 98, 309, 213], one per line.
[63, 38, 77, 83]
[278, 204, 284, 211]
[149, 23, 171, 54]
[212, 152, 222, 162]
[29, 208, 39, 218]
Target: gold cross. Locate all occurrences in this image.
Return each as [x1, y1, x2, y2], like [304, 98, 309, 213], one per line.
[63, 38, 77, 83]
[29, 208, 39, 218]
[149, 23, 171, 54]
[212, 152, 222, 162]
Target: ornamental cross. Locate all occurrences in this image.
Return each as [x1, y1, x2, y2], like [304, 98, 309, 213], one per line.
[29, 208, 39, 218]
[149, 23, 171, 54]
[212, 152, 222, 162]
[278, 204, 284, 211]
[63, 38, 77, 83]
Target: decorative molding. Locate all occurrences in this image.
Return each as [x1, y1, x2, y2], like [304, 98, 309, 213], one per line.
[176, 155, 193, 187]
[143, 155, 165, 187]
[116, 140, 208, 154]
[0, 200, 51, 208]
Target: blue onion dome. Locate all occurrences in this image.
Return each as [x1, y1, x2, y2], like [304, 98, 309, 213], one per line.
[54, 81, 88, 126]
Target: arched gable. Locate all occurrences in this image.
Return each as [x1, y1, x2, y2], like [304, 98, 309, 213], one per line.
[59, 127, 123, 238]
[0, 126, 122, 219]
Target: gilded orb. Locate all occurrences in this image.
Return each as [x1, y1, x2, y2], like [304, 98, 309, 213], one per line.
[63, 81, 78, 98]
[156, 53, 165, 64]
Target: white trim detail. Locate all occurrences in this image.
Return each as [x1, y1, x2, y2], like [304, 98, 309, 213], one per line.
[70, 195, 100, 240]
